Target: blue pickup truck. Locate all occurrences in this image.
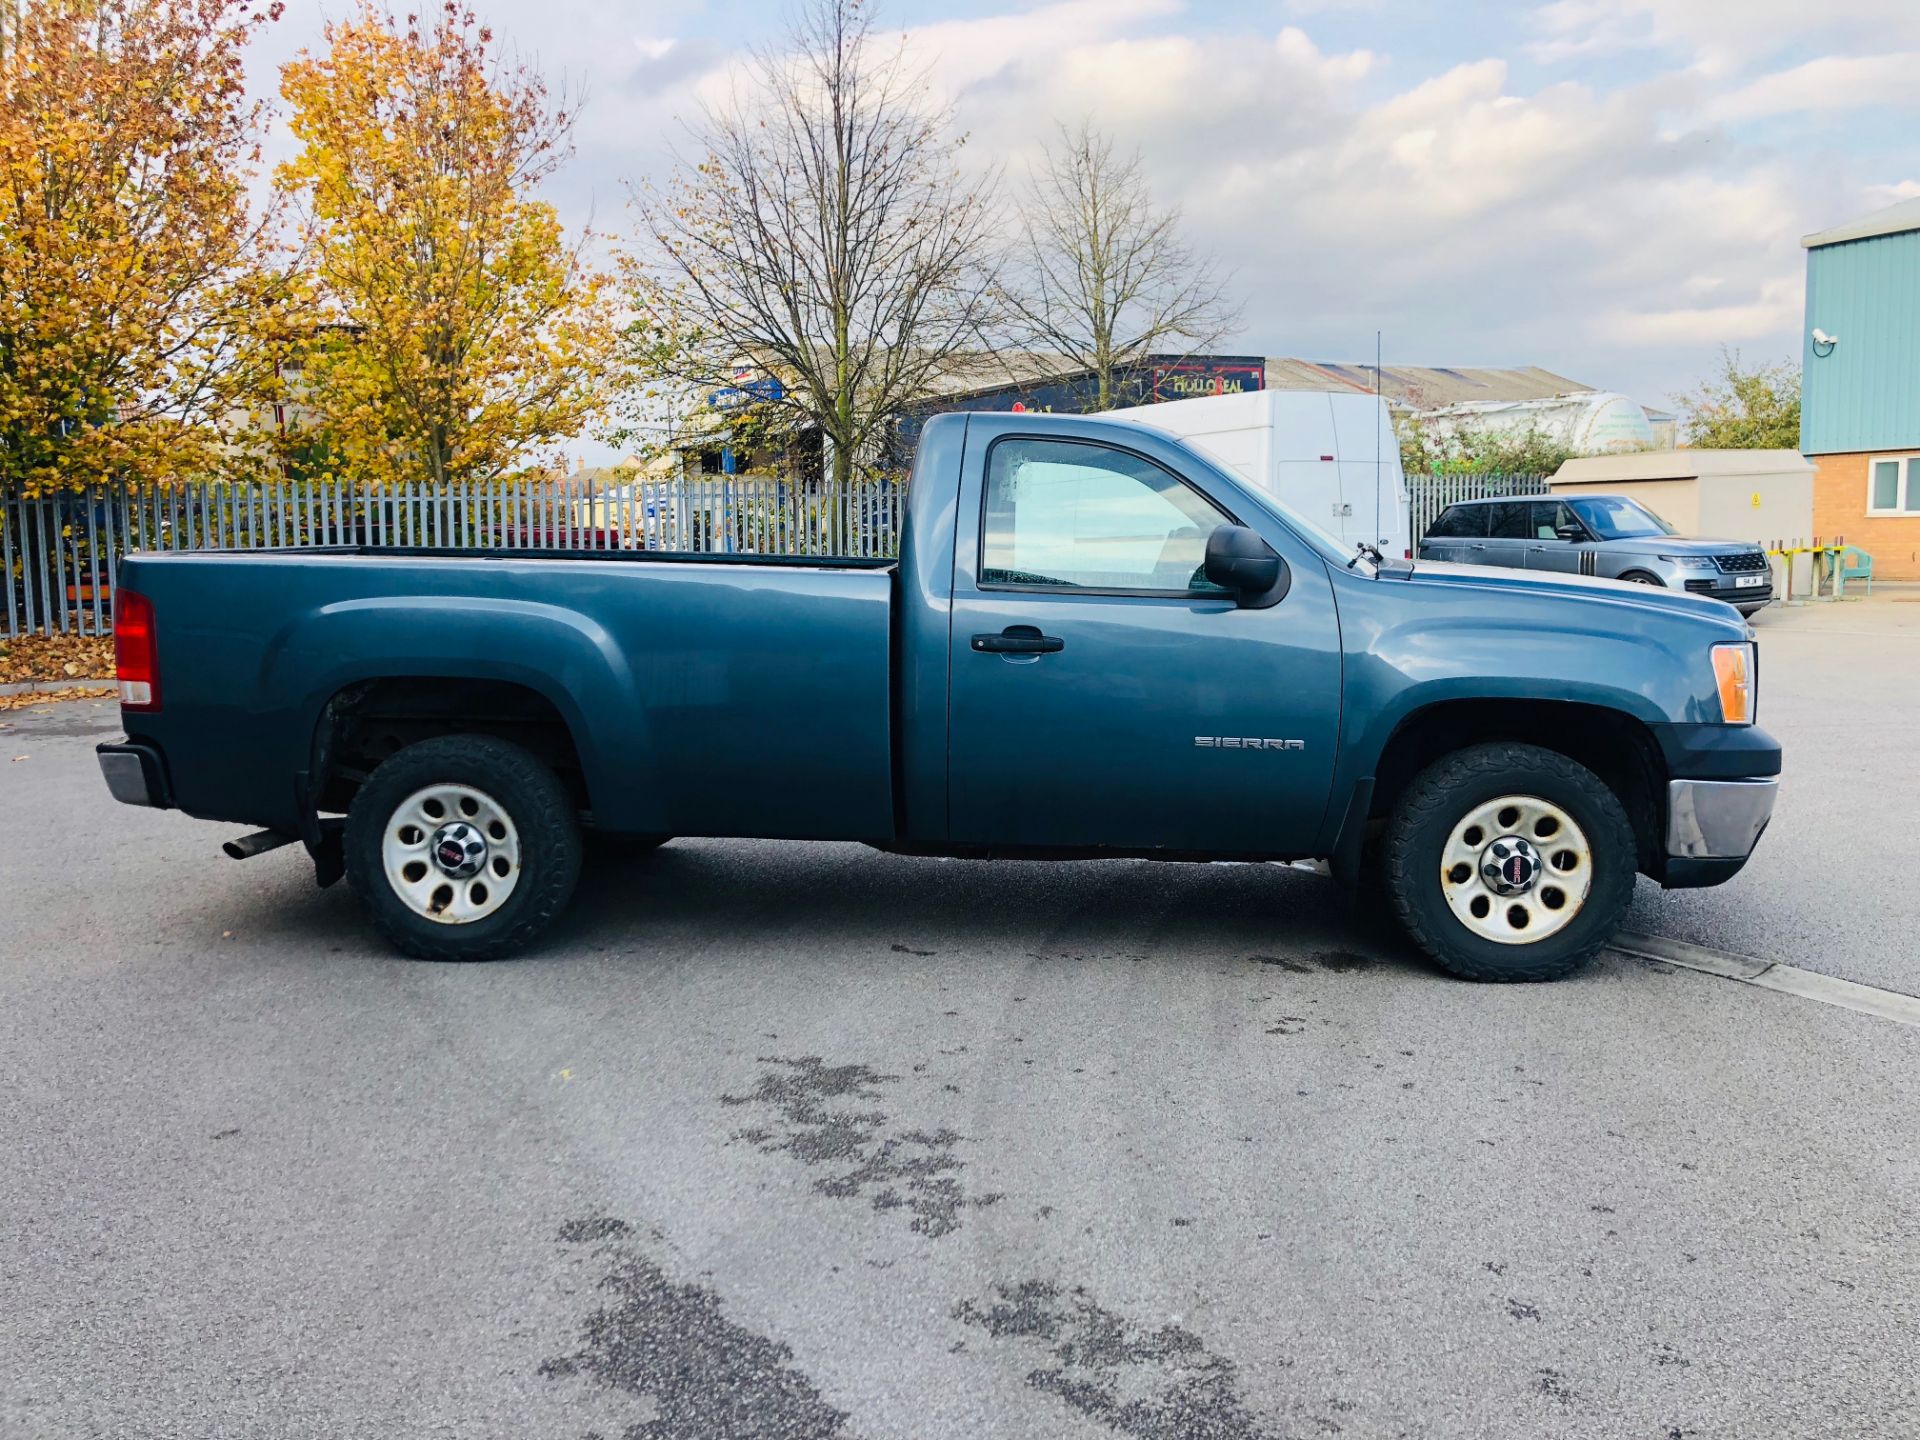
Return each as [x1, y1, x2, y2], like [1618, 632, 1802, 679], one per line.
[97, 413, 1780, 982]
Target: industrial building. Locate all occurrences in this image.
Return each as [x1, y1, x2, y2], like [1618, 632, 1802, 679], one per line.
[1801, 198, 1920, 578]
[917, 355, 1670, 451]
[675, 352, 1669, 480]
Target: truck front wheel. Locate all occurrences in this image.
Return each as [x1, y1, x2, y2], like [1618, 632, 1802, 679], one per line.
[344, 735, 583, 961]
[1383, 742, 1636, 982]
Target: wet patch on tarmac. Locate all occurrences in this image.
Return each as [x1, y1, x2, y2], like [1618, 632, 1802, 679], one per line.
[1310, 950, 1373, 973]
[557, 1215, 634, 1244]
[1251, 954, 1315, 974]
[543, 1218, 856, 1439]
[952, 1279, 1283, 1440]
[723, 1055, 1001, 1238]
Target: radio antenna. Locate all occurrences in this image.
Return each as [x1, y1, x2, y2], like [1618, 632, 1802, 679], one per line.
[1374, 330, 1383, 548]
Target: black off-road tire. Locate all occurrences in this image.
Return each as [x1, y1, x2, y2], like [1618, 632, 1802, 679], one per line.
[1383, 742, 1636, 982]
[345, 735, 583, 962]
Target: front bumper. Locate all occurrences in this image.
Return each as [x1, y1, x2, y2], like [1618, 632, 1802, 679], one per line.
[1681, 577, 1773, 609]
[97, 740, 173, 809]
[1660, 777, 1775, 888]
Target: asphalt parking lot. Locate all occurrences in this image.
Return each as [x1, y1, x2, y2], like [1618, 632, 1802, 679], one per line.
[3, 599, 1917, 1440]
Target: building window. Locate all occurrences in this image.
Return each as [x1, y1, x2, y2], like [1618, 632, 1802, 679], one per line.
[1867, 455, 1920, 516]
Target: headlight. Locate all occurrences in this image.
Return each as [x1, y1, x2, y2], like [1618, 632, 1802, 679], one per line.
[1711, 643, 1755, 724]
[1661, 554, 1717, 570]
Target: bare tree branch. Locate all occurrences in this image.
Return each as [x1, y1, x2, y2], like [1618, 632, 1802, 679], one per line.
[624, 0, 1007, 483]
[1004, 120, 1239, 410]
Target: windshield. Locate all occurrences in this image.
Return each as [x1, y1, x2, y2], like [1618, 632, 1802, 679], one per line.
[1567, 496, 1676, 540]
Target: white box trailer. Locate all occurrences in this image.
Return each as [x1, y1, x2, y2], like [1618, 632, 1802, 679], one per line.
[1106, 389, 1409, 558]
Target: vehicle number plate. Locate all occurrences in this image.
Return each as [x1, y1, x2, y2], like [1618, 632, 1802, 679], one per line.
[1734, 574, 1765, 588]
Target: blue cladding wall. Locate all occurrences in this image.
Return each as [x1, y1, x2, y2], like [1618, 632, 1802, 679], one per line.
[1802, 227, 1920, 454]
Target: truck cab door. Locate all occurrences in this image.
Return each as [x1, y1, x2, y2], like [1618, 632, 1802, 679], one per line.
[944, 423, 1342, 855]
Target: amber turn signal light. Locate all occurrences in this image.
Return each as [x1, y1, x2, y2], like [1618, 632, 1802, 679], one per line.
[1711, 643, 1753, 725]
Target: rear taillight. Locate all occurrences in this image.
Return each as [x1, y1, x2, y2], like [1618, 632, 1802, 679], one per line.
[114, 589, 160, 712]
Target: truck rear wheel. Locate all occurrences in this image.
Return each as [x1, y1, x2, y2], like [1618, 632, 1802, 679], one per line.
[345, 735, 582, 961]
[1382, 742, 1635, 982]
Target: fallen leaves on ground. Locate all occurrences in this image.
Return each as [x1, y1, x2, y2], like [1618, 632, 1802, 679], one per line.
[0, 634, 115, 684]
[0, 686, 114, 711]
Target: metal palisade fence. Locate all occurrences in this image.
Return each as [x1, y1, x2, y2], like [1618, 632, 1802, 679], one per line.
[7, 470, 1550, 638]
[2, 475, 906, 638]
[1406, 472, 1551, 546]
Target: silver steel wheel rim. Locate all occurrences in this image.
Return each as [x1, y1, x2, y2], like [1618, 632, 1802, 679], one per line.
[381, 783, 522, 925]
[1439, 794, 1592, 946]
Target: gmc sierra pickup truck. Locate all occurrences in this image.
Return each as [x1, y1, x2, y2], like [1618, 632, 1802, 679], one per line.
[97, 412, 1781, 982]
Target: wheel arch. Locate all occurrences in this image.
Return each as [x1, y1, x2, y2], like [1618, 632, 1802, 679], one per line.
[311, 675, 594, 818]
[1369, 698, 1666, 874]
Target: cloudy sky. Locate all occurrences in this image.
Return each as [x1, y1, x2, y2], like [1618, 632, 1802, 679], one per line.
[250, 0, 1918, 448]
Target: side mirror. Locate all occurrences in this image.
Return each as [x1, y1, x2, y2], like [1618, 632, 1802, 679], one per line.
[1204, 525, 1290, 608]
[1554, 524, 1586, 542]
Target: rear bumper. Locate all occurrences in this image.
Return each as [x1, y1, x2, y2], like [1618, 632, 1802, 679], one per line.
[97, 740, 173, 809]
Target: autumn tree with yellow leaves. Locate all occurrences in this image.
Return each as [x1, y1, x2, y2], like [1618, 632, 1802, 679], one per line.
[276, 3, 613, 488]
[0, 0, 283, 498]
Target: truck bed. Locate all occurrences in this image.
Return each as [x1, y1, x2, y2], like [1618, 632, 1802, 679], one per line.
[118, 547, 899, 841]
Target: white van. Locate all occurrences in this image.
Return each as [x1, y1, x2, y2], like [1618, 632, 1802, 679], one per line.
[1106, 389, 1409, 559]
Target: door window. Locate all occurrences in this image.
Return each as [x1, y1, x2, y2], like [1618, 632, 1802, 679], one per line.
[981, 438, 1234, 593]
[1485, 502, 1531, 539]
[1529, 500, 1582, 540]
[1423, 505, 1485, 539]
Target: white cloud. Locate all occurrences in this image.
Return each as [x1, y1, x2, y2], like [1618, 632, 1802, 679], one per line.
[251, 0, 1914, 433]
[1864, 179, 1920, 207]
[928, 18, 1813, 374]
[1596, 277, 1804, 347]
[1280, 0, 1384, 14]
[1709, 52, 1920, 121]
[1529, 0, 1920, 73]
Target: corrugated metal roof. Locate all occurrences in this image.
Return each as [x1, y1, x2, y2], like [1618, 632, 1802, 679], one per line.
[1262, 358, 1598, 409]
[921, 353, 1602, 410]
[917, 349, 1086, 397]
[1802, 198, 1920, 250]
